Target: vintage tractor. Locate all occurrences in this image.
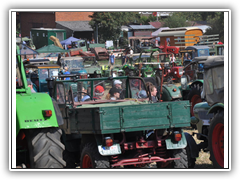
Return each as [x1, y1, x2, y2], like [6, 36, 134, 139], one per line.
[16, 44, 66, 168]
[179, 56, 207, 117]
[24, 60, 61, 93]
[61, 56, 88, 79]
[157, 53, 184, 83]
[47, 74, 197, 168]
[122, 53, 182, 102]
[188, 56, 224, 168]
[179, 45, 210, 66]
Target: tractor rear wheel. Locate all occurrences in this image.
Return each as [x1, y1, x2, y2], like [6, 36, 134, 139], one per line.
[80, 143, 110, 168]
[188, 84, 203, 117]
[208, 110, 224, 168]
[172, 147, 193, 168]
[27, 127, 66, 168]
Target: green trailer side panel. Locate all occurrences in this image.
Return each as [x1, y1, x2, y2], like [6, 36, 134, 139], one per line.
[99, 101, 191, 134]
[171, 101, 191, 128]
[100, 107, 121, 132]
[16, 92, 59, 135]
[121, 104, 169, 130]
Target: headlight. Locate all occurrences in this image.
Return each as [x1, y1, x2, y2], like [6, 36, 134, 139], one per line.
[181, 75, 188, 90]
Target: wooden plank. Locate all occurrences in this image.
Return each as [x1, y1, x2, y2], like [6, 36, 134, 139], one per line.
[199, 41, 219, 44]
[174, 38, 196, 40]
[199, 34, 219, 38]
[200, 37, 219, 41]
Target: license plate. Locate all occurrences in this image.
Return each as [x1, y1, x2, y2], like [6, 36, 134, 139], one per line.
[98, 144, 121, 156]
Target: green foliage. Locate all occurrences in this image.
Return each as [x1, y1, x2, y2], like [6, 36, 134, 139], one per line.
[162, 13, 190, 28]
[205, 12, 224, 43]
[89, 12, 140, 43]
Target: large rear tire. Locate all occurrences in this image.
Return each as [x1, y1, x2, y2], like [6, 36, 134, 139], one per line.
[208, 110, 224, 168]
[27, 127, 66, 168]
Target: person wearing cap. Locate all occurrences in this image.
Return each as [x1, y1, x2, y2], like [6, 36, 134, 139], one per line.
[114, 80, 122, 89]
[109, 79, 125, 99]
[109, 87, 121, 100]
[94, 85, 105, 100]
[109, 51, 115, 66]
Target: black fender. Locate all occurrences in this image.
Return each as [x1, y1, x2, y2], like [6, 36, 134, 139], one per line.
[51, 98, 64, 126]
[184, 132, 199, 158]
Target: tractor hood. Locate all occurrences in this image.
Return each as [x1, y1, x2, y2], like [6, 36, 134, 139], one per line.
[16, 92, 58, 135]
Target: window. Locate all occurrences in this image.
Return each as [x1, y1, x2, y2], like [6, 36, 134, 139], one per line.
[212, 66, 224, 90]
[129, 79, 147, 99]
[56, 83, 65, 104]
[204, 69, 213, 95]
[199, 49, 209, 56]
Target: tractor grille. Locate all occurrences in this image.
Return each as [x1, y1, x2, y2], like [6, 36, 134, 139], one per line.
[179, 67, 183, 75]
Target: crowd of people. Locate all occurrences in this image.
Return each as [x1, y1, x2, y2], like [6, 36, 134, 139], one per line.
[72, 78, 159, 104]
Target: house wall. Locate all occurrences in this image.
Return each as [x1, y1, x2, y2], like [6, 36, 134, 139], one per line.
[19, 12, 56, 37]
[55, 12, 93, 21]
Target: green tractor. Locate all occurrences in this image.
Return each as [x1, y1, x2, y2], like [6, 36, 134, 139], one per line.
[123, 51, 182, 101]
[16, 44, 66, 168]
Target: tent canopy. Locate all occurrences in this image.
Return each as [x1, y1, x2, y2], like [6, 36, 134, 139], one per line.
[36, 44, 69, 53]
[60, 37, 80, 45]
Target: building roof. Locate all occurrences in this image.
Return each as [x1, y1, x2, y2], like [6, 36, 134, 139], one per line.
[129, 25, 156, 30]
[56, 21, 93, 32]
[148, 22, 165, 29]
[151, 27, 170, 36]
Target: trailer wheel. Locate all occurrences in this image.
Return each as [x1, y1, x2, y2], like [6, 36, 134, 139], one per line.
[80, 143, 110, 168]
[27, 128, 66, 168]
[208, 110, 224, 168]
[172, 148, 190, 168]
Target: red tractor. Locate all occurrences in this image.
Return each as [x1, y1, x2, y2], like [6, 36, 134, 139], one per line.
[159, 40, 180, 54]
[157, 53, 183, 83]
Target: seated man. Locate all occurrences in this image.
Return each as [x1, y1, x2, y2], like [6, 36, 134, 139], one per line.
[94, 85, 105, 100]
[109, 87, 121, 100]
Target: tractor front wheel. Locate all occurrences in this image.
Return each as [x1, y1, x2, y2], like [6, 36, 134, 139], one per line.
[188, 84, 203, 117]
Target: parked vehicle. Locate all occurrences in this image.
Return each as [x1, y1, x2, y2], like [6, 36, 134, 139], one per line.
[179, 46, 210, 66]
[16, 43, 66, 168]
[183, 56, 224, 168]
[24, 59, 60, 93]
[179, 57, 207, 116]
[157, 53, 184, 83]
[47, 75, 196, 168]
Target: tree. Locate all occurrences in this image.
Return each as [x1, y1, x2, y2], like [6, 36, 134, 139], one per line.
[89, 12, 140, 43]
[205, 12, 224, 43]
[162, 13, 190, 28]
